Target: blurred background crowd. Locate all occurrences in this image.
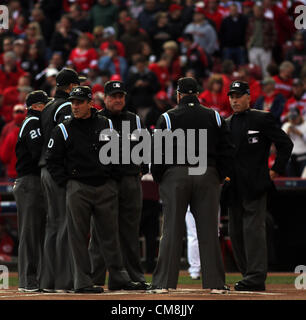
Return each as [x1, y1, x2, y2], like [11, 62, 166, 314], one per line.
[0, 0, 306, 266]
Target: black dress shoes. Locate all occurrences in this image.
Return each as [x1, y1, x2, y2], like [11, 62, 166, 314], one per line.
[75, 286, 104, 293]
[138, 282, 151, 290]
[108, 281, 144, 291]
[146, 284, 169, 293]
[210, 285, 230, 294]
[234, 281, 265, 291]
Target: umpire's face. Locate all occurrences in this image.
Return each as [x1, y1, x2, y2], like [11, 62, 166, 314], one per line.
[71, 98, 92, 119]
[104, 92, 126, 114]
[228, 92, 250, 113]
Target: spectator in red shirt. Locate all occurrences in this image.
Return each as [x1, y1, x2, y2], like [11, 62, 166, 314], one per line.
[0, 103, 27, 145]
[0, 219, 14, 262]
[0, 104, 26, 180]
[204, 0, 224, 32]
[199, 74, 232, 117]
[0, 74, 31, 123]
[0, 51, 26, 93]
[162, 40, 182, 85]
[148, 53, 171, 90]
[0, 36, 14, 66]
[93, 91, 104, 110]
[100, 26, 125, 57]
[67, 33, 99, 74]
[13, 13, 28, 37]
[237, 65, 262, 107]
[281, 78, 306, 122]
[272, 61, 295, 99]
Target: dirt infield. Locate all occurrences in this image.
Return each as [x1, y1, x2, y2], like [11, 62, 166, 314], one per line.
[1, 273, 305, 300]
[0, 284, 305, 300]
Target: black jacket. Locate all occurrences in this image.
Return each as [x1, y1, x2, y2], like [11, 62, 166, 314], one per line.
[39, 90, 71, 167]
[151, 95, 235, 183]
[226, 109, 293, 200]
[15, 109, 43, 178]
[219, 14, 248, 48]
[46, 109, 112, 187]
[99, 108, 147, 178]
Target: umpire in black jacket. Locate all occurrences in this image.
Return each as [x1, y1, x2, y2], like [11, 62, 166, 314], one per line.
[13, 90, 51, 292]
[46, 86, 141, 293]
[89, 80, 148, 289]
[150, 77, 234, 292]
[226, 80, 293, 291]
[39, 68, 85, 292]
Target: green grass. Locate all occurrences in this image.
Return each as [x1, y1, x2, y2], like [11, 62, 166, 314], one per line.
[7, 274, 296, 288]
[7, 276, 19, 287]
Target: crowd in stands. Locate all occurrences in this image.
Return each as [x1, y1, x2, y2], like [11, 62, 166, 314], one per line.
[0, 0, 306, 183]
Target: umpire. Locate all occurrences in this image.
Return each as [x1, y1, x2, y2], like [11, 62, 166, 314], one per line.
[39, 68, 86, 292]
[150, 77, 234, 292]
[13, 90, 51, 292]
[46, 86, 141, 293]
[89, 80, 148, 289]
[226, 80, 293, 291]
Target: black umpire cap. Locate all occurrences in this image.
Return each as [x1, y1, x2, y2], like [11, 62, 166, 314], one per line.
[227, 80, 250, 96]
[26, 90, 52, 108]
[177, 77, 199, 94]
[68, 86, 92, 101]
[56, 68, 87, 87]
[104, 80, 127, 95]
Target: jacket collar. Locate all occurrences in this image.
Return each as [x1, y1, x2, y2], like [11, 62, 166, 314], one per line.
[102, 107, 127, 118]
[72, 107, 97, 121]
[54, 89, 70, 99]
[178, 95, 200, 108]
[27, 108, 41, 118]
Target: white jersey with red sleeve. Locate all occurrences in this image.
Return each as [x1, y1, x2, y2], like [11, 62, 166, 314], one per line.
[67, 48, 98, 74]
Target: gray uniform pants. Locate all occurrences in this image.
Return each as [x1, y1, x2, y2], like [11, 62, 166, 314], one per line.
[89, 175, 145, 284]
[13, 175, 46, 289]
[228, 193, 268, 285]
[152, 166, 225, 289]
[40, 167, 73, 290]
[66, 179, 131, 290]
